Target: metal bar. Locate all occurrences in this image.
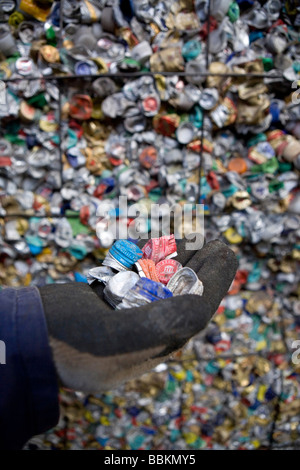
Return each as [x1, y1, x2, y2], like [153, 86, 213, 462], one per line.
[57, 0, 65, 191]
[0, 72, 284, 83]
[59, 0, 64, 49]
[205, 0, 211, 70]
[198, 112, 205, 203]
[58, 80, 64, 190]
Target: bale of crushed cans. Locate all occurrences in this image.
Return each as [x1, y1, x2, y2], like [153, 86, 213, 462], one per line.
[0, 0, 299, 450]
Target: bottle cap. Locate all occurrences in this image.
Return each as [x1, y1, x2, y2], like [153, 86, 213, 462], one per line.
[167, 267, 204, 296]
[139, 146, 157, 169]
[227, 157, 248, 174]
[40, 45, 60, 63]
[156, 259, 183, 285]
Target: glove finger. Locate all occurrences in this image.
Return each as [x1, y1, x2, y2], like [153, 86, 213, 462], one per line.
[187, 239, 238, 314]
[96, 294, 213, 357]
[42, 282, 213, 358]
[175, 234, 203, 266]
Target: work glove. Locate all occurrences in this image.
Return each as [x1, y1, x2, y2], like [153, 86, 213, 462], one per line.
[38, 238, 238, 393]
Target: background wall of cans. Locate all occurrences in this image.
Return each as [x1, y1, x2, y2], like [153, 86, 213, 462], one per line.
[0, 0, 300, 450]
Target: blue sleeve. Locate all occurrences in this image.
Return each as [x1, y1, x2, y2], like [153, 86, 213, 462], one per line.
[0, 287, 59, 450]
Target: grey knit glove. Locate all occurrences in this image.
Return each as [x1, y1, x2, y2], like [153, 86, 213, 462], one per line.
[38, 239, 238, 393]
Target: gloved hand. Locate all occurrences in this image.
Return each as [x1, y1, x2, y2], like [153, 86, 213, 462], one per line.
[38, 238, 238, 393]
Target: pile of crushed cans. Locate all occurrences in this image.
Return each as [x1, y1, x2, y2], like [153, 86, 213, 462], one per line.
[0, 0, 299, 450]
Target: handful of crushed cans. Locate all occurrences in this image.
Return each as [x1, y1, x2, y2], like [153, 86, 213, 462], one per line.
[87, 235, 204, 310]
